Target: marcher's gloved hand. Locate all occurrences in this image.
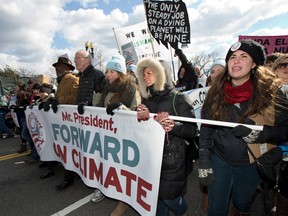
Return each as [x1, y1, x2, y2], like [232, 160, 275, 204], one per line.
[136, 104, 150, 122]
[43, 98, 54, 112]
[198, 159, 214, 187]
[77, 102, 88, 115]
[233, 119, 261, 143]
[106, 102, 123, 116]
[38, 102, 45, 110]
[51, 99, 59, 113]
[154, 112, 174, 132]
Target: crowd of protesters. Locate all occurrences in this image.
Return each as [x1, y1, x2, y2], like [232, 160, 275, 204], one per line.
[1, 39, 288, 216]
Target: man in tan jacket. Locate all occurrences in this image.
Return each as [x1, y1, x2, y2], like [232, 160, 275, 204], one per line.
[40, 54, 79, 180]
[53, 54, 79, 105]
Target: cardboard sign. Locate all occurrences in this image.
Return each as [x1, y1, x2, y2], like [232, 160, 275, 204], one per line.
[239, 35, 288, 55]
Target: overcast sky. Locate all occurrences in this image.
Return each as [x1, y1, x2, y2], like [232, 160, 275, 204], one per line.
[1, 0, 288, 77]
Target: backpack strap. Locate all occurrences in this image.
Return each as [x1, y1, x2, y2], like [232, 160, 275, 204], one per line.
[247, 145, 258, 162]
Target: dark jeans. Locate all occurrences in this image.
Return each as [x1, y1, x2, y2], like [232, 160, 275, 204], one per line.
[156, 196, 187, 216]
[208, 155, 260, 216]
[64, 170, 75, 182]
[21, 117, 39, 160]
[17, 113, 27, 143]
[0, 113, 12, 135]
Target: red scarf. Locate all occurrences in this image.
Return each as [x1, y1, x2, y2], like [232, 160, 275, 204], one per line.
[224, 79, 253, 104]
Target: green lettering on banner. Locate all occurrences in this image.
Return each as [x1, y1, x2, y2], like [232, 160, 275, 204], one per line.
[51, 123, 140, 168]
[70, 126, 80, 148]
[104, 136, 121, 163]
[60, 125, 70, 143]
[52, 123, 60, 140]
[123, 139, 140, 167]
[78, 128, 90, 152]
[89, 132, 103, 157]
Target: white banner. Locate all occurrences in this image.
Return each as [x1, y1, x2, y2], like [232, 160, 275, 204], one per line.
[198, 77, 207, 88]
[25, 106, 165, 216]
[10, 110, 19, 128]
[113, 21, 171, 63]
[185, 86, 210, 119]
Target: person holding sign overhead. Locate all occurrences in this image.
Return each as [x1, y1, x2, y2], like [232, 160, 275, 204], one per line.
[174, 48, 199, 92]
[198, 39, 288, 216]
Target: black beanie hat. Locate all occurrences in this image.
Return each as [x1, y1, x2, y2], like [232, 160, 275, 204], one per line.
[225, 39, 266, 66]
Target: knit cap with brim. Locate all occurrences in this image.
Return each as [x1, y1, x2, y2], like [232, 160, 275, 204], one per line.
[127, 64, 137, 73]
[106, 55, 127, 74]
[225, 39, 266, 66]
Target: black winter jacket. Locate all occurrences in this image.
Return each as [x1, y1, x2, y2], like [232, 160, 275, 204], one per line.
[137, 58, 198, 199]
[77, 65, 105, 104]
[143, 86, 198, 199]
[200, 98, 288, 166]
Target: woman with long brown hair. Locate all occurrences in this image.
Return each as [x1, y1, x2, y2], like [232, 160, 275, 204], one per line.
[93, 55, 141, 216]
[198, 39, 288, 216]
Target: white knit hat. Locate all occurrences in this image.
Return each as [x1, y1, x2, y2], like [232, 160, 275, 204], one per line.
[106, 55, 126, 74]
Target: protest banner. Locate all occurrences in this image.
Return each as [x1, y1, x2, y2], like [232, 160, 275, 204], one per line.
[25, 106, 165, 216]
[185, 86, 210, 119]
[113, 21, 170, 63]
[24, 101, 263, 215]
[239, 35, 288, 54]
[144, 0, 190, 49]
[10, 110, 19, 128]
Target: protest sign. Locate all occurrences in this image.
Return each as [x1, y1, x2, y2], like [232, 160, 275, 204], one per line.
[25, 106, 165, 216]
[239, 35, 288, 54]
[198, 77, 207, 88]
[185, 87, 210, 119]
[113, 21, 170, 63]
[121, 41, 139, 65]
[144, 0, 190, 49]
[179, 87, 263, 131]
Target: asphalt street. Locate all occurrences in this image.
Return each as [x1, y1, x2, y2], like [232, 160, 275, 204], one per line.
[0, 136, 265, 216]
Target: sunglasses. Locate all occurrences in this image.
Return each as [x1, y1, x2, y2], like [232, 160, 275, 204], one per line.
[277, 62, 288, 70]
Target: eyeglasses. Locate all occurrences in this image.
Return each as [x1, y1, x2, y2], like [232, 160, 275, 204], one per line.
[276, 62, 288, 70]
[74, 56, 87, 60]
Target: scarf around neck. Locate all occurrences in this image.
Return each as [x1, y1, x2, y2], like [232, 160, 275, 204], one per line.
[98, 78, 136, 108]
[224, 79, 253, 104]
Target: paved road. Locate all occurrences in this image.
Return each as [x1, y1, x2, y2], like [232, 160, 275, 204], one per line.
[0, 136, 265, 216]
